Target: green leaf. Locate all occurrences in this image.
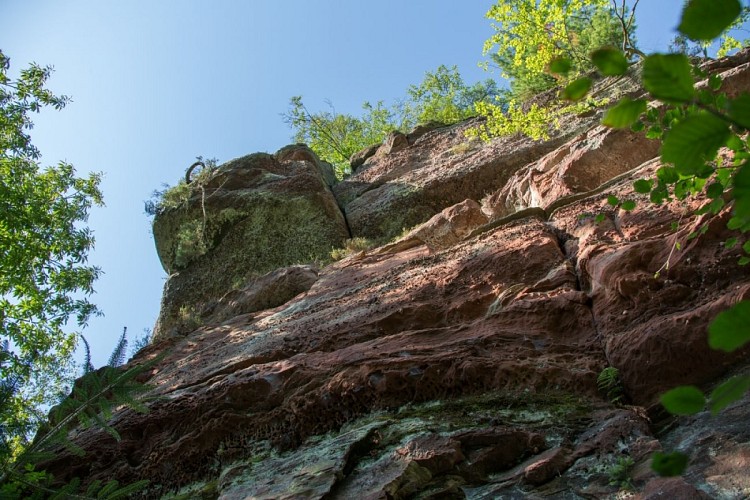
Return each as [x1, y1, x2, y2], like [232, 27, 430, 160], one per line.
[591, 47, 629, 76]
[728, 216, 748, 231]
[621, 200, 636, 211]
[633, 179, 652, 193]
[607, 195, 620, 206]
[561, 77, 592, 101]
[709, 74, 723, 91]
[660, 386, 705, 415]
[733, 164, 750, 220]
[741, 256, 750, 266]
[646, 125, 663, 140]
[661, 112, 730, 176]
[708, 375, 750, 415]
[656, 167, 680, 184]
[603, 98, 647, 128]
[706, 182, 724, 199]
[725, 237, 738, 248]
[743, 240, 750, 253]
[708, 197, 725, 214]
[643, 54, 695, 103]
[729, 94, 750, 129]
[631, 120, 645, 132]
[678, 0, 741, 41]
[652, 451, 689, 477]
[549, 57, 572, 76]
[726, 134, 745, 152]
[709, 301, 750, 352]
[650, 185, 669, 204]
[595, 213, 606, 224]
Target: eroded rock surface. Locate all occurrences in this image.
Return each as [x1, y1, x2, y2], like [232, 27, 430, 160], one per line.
[42, 51, 750, 499]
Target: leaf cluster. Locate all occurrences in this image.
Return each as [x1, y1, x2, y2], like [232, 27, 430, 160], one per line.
[596, 366, 625, 404]
[482, 0, 630, 101]
[0, 49, 104, 470]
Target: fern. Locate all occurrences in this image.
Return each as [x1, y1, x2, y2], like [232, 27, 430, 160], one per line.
[107, 327, 128, 368]
[597, 367, 625, 404]
[0, 355, 160, 499]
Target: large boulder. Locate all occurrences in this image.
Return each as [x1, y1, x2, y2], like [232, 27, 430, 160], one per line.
[151, 145, 349, 339]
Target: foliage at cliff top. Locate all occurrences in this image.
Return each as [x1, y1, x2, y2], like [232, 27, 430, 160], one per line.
[284, 65, 501, 178]
[483, 0, 633, 101]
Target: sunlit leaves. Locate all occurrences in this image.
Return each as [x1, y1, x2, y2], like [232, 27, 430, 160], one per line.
[603, 98, 647, 128]
[643, 54, 695, 104]
[591, 47, 628, 76]
[708, 301, 750, 352]
[661, 112, 730, 176]
[678, 0, 741, 41]
[1, 49, 105, 465]
[660, 386, 705, 415]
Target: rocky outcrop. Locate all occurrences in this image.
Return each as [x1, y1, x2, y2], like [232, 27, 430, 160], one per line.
[151, 145, 348, 339]
[482, 124, 661, 218]
[42, 51, 750, 498]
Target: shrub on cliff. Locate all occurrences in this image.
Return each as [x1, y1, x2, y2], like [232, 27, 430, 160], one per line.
[284, 65, 500, 178]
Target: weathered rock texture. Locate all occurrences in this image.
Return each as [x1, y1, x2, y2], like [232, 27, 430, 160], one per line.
[43, 50, 750, 499]
[151, 145, 348, 339]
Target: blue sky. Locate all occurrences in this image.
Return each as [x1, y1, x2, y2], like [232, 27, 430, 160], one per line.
[0, 0, 744, 367]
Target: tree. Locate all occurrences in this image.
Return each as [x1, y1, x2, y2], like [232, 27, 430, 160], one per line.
[284, 97, 398, 178]
[284, 65, 500, 178]
[483, 0, 633, 100]
[402, 65, 501, 127]
[0, 50, 103, 462]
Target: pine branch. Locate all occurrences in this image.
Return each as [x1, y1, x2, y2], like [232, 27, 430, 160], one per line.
[107, 327, 128, 368]
[80, 335, 94, 375]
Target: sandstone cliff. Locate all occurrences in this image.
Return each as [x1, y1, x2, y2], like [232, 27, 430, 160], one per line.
[43, 51, 750, 499]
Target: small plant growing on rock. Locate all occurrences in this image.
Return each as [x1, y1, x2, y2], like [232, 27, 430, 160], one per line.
[606, 455, 635, 490]
[174, 219, 210, 268]
[597, 366, 625, 404]
[144, 156, 218, 216]
[330, 237, 375, 261]
[178, 305, 203, 330]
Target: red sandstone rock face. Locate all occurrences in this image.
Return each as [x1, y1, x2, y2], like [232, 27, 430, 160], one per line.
[41, 51, 750, 499]
[333, 118, 590, 241]
[483, 125, 661, 218]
